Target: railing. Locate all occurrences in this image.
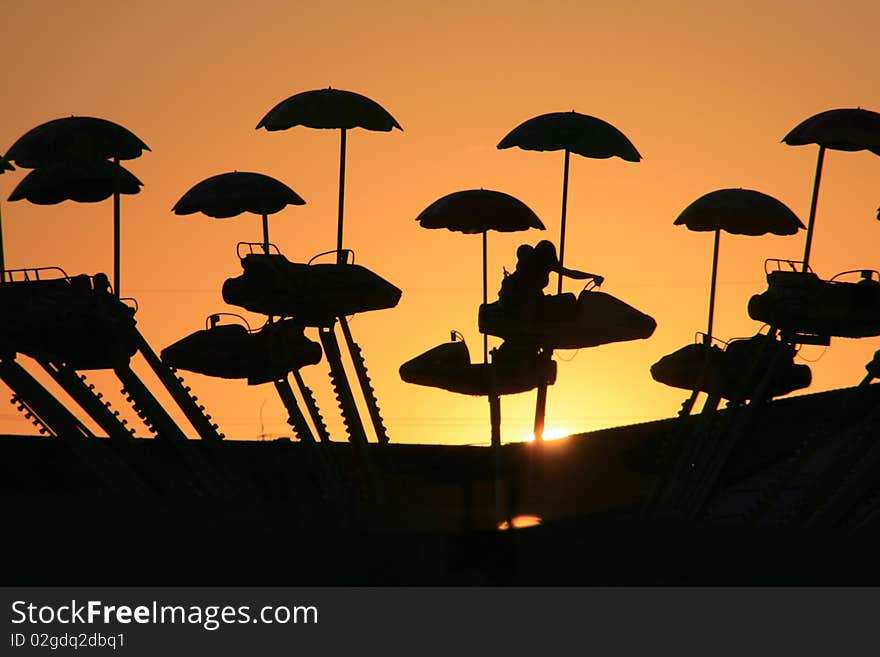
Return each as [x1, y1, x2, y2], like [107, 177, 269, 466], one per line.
[693, 332, 728, 348]
[0, 266, 69, 283]
[236, 241, 282, 258]
[764, 258, 812, 275]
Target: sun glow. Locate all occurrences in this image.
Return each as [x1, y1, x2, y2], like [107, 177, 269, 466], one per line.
[517, 426, 573, 443]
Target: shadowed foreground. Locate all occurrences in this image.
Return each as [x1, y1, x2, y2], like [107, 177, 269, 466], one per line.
[4, 383, 880, 584]
[5, 496, 880, 585]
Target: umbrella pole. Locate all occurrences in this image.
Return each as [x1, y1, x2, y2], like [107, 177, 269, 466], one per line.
[0, 201, 5, 283]
[336, 128, 347, 264]
[113, 156, 120, 297]
[707, 228, 720, 340]
[532, 368, 547, 508]
[557, 149, 570, 295]
[482, 229, 488, 364]
[534, 375, 547, 443]
[262, 213, 270, 254]
[801, 145, 826, 272]
[489, 390, 503, 521]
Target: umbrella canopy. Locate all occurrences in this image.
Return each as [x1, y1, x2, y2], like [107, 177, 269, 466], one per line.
[173, 171, 306, 252]
[416, 189, 545, 234]
[498, 111, 641, 161]
[257, 87, 401, 263]
[416, 189, 545, 363]
[674, 188, 804, 340]
[497, 111, 640, 293]
[173, 172, 304, 218]
[782, 108, 880, 271]
[5, 116, 150, 167]
[783, 108, 880, 154]
[257, 87, 401, 133]
[675, 188, 805, 236]
[8, 160, 142, 205]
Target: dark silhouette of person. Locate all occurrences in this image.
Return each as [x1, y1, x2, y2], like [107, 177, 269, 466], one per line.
[493, 240, 604, 370]
[68, 274, 92, 294]
[498, 239, 603, 316]
[93, 272, 111, 295]
[498, 243, 550, 314]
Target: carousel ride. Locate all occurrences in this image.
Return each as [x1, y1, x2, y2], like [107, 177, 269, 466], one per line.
[2, 100, 880, 583]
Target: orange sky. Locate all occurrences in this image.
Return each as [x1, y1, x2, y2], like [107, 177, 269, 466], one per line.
[2, 1, 879, 444]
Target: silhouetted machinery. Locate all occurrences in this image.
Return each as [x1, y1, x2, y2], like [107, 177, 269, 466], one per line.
[650, 332, 812, 400]
[0, 265, 229, 498]
[215, 244, 401, 449]
[748, 260, 880, 343]
[222, 248, 401, 325]
[478, 284, 656, 350]
[400, 333, 557, 396]
[0, 268, 137, 368]
[402, 277, 655, 399]
[161, 314, 322, 385]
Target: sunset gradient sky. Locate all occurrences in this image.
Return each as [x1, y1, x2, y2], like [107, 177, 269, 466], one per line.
[2, 1, 879, 444]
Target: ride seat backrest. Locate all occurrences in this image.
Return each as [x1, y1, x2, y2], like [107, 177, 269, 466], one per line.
[767, 270, 820, 288]
[0, 277, 75, 310]
[542, 292, 577, 320]
[211, 323, 249, 338]
[726, 334, 794, 363]
[241, 252, 292, 286]
[242, 252, 292, 269]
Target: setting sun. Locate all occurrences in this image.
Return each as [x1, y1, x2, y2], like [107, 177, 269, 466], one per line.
[518, 426, 573, 443]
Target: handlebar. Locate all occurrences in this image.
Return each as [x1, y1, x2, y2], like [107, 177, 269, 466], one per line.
[308, 249, 355, 265]
[206, 312, 252, 332]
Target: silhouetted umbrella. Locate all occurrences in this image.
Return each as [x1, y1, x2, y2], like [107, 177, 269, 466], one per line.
[0, 155, 13, 282]
[173, 171, 305, 252]
[5, 117, 149, 167]
[8, 160, 142, 205]
[782, 108, 880, 271]
[675, 188, 804, 340]
[4, 116, 149, 296]
[416, 189, 545, 361]
[498, 111, 640, 293]
[6, 160, 141, 291]
[257, 88, 401, 262]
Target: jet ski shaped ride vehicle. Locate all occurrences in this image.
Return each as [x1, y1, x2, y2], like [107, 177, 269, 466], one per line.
[162, 314, 322, 386]
[480, 288, 657, 350]
[478, 240, 656, 350]
[748, 260, 880, 340]
[399, 334, 556, 396]
[222, 245, 401, 325]
[0, 267, 137, 368]
[650, 332, 811, 400]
